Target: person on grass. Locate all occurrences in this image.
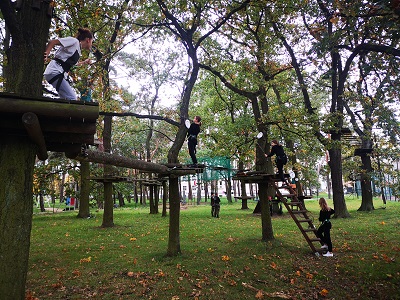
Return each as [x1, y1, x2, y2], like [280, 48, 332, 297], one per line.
[212, 193, 221, 218]
[317, 197, 335, 257]
[44, 28, 93, 100]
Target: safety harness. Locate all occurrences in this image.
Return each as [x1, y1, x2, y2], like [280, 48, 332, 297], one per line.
[48, 50, 80, 92]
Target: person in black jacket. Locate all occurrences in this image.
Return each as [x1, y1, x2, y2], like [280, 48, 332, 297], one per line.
[317, 197, 335, 257]
[265, 139, 287, 181]
[187, 116, 201, 166]
[213, 194, 221, 218]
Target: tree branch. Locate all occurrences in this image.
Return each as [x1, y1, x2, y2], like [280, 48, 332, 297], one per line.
[99, 111, 180, 127]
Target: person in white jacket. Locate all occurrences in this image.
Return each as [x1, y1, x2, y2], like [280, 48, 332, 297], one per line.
[44, 28, 93, 100]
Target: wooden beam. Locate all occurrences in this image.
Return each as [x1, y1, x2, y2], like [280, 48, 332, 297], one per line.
[0, 96, 98, 120]
[22, 112, 48, 161]
[74, 150, 170, 174]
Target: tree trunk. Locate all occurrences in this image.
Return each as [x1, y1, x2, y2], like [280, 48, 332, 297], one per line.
[39, 192, 45, 212]
[329, 147, 351, 217]
[225, 179, 232, 203]
[166, 177, 181, 256]
[149, 185, 156, 214]
[238, 160, 249, 208]
[0, 2, 52, 298]
[358, 154, 374, 211]
[255, 130, 275, 241]
[162, 181, 168, 217]
[188, 175, 193, 201]
[196, 177, 202, 205]
[0, 136, 37, 299]
[154, 185, 159, 213]
[102, 116, 114, 227]
[259, 181, 274, 241]
[77, 161, 90, 218]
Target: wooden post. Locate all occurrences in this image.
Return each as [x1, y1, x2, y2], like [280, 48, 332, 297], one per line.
[22, 112, 48, 161]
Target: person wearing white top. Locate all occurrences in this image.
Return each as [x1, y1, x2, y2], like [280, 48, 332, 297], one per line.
[44, 28, 93, 100]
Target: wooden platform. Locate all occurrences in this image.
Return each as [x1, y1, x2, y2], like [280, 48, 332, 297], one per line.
[90, 175, 165, 185]
[0, 93, 99, 159]
[162, 163, 206, 174]
[232, 171, 290, 183]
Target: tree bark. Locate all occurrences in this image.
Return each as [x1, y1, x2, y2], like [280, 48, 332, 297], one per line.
[73, 150, 169, 173]
[0, 1, 52, 298]
[162, 180, 168, 217]
[77, 161, 91, 218]
[328, 147, 350, 217]
[358, 154, 374, 211]
[166, 176, 181, 256]
[102, 115, 114, 227]
[0, 136, 37, 299]
[259, 181, 274, 241]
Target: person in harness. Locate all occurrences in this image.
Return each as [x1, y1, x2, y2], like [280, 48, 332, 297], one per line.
[187, 116, 201, 166]
[265, 139, 287, 181]
[44, 28, 93, 100]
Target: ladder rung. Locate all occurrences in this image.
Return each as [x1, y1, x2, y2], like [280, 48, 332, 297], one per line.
[309, 238, 321, 242]
[289, 202, 301, 205]
[283, 194, 296, 197]
[304, 228, 317, 232]
[292, 210, 307, 214]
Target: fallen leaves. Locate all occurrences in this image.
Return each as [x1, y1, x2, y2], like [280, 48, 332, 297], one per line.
[242, 282, 291, 299]
[79, 256, 91, 264]
[319, 288, 329, 297]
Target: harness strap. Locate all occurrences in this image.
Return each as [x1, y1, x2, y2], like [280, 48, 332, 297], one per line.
[48, 73, 64, 92]
[54, 58, 73, 72]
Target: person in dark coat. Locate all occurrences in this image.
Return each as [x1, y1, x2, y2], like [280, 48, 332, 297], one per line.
[317, 197, 335, 257]
[265, 139, 287, 181]
[187, 116, 201, 166]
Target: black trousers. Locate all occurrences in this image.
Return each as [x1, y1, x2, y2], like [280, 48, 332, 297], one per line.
[317, 222, 332, 251]
[276, 160, 284, 180]
[188, 138, 197, 164]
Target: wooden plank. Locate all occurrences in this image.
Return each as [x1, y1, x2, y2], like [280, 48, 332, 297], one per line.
[44, 132, 94, 144]
[0, 96, 99, 120]
[0, 114, 96, 134]
[46, 143, 81, 153]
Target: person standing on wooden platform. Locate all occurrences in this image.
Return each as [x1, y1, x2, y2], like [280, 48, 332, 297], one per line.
[44, 28, 93, 100]
[187, 116, 201, 167]
[265, 139, 287, 181]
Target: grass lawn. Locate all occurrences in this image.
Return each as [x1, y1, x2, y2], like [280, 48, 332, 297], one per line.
[26, 196, 400, 299]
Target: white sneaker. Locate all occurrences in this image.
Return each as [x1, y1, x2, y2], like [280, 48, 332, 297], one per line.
[323, 252, 333, 257]
[321, 245, 328, 249]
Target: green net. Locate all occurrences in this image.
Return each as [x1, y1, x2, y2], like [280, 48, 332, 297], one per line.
[196, 156, 233, 182]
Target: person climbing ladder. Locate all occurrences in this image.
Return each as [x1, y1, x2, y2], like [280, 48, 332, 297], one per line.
[265, 139, 287, 181]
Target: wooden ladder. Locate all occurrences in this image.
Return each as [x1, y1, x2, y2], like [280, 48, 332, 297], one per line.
[271, 177, 324, 256]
